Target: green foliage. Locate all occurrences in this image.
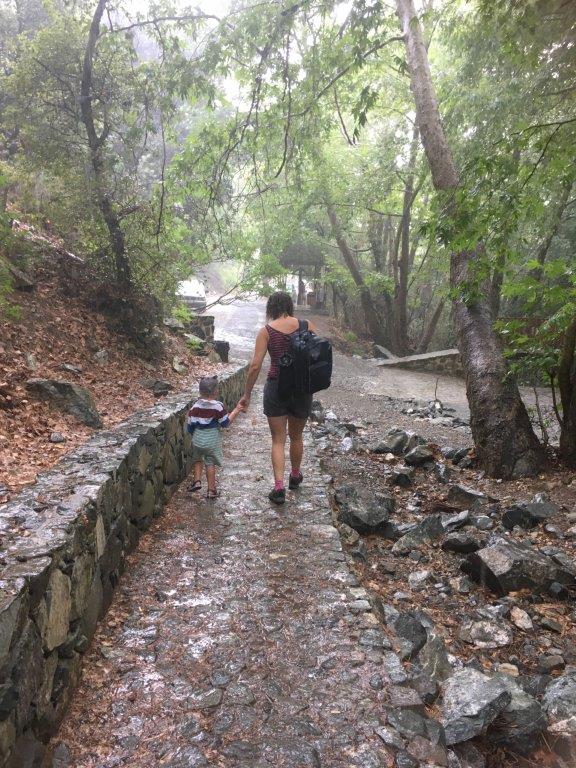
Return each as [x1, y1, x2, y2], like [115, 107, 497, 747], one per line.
[173, 303, 193, 325]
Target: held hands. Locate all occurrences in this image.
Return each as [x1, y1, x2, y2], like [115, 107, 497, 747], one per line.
[238, 394, 251, 411]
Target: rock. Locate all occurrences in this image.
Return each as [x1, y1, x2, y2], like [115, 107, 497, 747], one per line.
[446, 485, 487, 507]
[404, 445, 434, 466]
[540, 616, 562, 633]
[419, 634, 452, 683]
[393, 613, 428, 660]
[511, 607, 533, 631]
[26, 379, 102, 428]
[60, 363, 82, 376]
[340, 436, 354, 452]
[502, 499, 558, 530]
[412, 671, 440, 704]
[310, 401, 324, 423]
[543, 673, 576, 736]
[442, 510, 471, 532]
[463, 535, 576, 596]
[459, 620, 512, 649]
[441, 668, 512, 745]
[449, 576, 473, 594]
[518, 674, 552, 698]
[188, 687, 223, 709]
[8, 263, 35, 291]
[25, 353, 38, 371]
[93, 349, 109, 365]
[434, 463, 452, 484]
[472, 515, 493, 531]
[376, 726, 405, 749]
[497, 664, 519, 677]
[441, 533, 481, 554]
[387, 708, 427, 739]
[382, 651, 409, 683]
[392, 515, 443, 555]
[408, 570, 432, 591]
[538, 655, 565, 674]
[491, 673, 546, 750]
[406, 734, 448, 767]
[172, 356, 187, 374]
[448, 743, 486, 768]
[396, 752, 419, 768]
[368, 442, 393, 454]
[334, 485, 395, 534]
[37, 569, 72, 651]
[213, 340, 230, 363]
[140, 378, 174, 397]
[452, 448, 472, 466]
[49, 432, 67, 444]
[391, 466, 415, 487]
[164, 316, 185, 331]
[386, 428, 410, 455]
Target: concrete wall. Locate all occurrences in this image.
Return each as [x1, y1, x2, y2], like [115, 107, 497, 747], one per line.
[0, 365, 247, 766]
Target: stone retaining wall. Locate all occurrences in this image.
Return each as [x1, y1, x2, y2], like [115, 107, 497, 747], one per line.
[377, 348, 463, 377]
[187, 314, 214, 341]
[0, 365, 247, 766]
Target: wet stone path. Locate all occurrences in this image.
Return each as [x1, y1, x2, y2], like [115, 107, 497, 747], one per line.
[55, 393, 396, 767]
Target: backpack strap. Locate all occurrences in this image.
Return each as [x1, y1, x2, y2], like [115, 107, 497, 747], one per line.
[298, 319, 309, 334]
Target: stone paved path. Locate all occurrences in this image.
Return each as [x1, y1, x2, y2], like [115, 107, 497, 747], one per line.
[54, 389, 396, 768]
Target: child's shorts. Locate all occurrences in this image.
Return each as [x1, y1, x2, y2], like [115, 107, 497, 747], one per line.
[191, 429, 223, 467]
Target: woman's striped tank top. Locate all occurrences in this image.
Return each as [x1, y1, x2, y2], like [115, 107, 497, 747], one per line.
[266, 324, 292, 380]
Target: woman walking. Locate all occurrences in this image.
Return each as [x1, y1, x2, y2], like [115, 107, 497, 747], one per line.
[239, 291, 319, 504]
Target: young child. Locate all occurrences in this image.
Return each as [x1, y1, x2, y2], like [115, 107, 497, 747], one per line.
[186, 376, 243, 499]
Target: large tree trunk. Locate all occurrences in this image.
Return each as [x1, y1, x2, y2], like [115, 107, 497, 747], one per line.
[558, 318, 576, 465]
[396, 0, 545, 478]
[326, 199, 387, 346]
[81, 0, 132, 294]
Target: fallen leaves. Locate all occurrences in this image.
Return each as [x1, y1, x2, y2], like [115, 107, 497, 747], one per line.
[0, 264, 222, 495]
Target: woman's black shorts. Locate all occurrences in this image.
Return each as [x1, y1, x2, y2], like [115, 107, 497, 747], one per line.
[263, 378, 312, 419]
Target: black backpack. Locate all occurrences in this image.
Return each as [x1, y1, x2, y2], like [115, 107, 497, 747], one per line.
[277, 320, 332, 399]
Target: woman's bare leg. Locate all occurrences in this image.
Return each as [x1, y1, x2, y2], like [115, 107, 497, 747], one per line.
[267, 416, 288, 483]
[288, 416, 307, 473]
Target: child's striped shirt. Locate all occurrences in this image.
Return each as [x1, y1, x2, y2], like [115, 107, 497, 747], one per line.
[187, 398, 230, 433]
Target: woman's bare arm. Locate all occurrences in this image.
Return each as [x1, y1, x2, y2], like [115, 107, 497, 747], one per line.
[239, 327, 268, 408]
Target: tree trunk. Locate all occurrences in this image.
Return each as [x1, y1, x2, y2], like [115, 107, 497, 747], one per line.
[81, 0, 132, 294]
[417, 298, 444, 353]
[326, 199, 387, 346]
[395, 123, 420, 354]
[558, 317, 576, 465]
[396, 0, 545, 478]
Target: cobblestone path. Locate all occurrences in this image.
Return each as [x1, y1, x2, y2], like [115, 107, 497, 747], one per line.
[54, 392, 395, 768]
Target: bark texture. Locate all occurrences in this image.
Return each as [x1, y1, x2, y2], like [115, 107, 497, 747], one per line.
[396, 0, 545, 477]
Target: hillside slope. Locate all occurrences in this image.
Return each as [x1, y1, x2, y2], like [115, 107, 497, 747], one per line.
[0, 257, 221, 496]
